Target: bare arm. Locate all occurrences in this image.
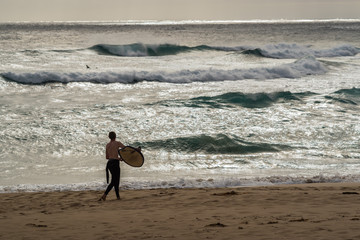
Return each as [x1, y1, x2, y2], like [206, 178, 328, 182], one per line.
[117, 141, 125, 149]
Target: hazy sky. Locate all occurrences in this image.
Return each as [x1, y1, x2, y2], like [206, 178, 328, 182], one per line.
[0, 0, 359, 22]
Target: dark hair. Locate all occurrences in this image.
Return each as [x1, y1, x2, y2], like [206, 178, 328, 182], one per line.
[108, 131, 116, 140]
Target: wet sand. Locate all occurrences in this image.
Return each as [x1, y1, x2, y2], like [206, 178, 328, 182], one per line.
[1, 183, 360, 239]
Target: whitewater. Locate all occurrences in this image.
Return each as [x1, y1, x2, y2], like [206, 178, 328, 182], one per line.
[0, 20, 359, 192]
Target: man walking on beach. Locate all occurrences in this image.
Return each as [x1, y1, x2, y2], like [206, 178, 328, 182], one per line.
[99, 131, 125, 201]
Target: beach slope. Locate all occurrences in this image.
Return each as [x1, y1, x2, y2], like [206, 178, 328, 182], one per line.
[1, 183, 360, 239]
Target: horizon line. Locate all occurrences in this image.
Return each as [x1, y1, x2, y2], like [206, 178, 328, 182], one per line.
[1, 18, 360, 25]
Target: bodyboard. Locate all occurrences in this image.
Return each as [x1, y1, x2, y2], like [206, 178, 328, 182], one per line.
[118, 146, 144, 167]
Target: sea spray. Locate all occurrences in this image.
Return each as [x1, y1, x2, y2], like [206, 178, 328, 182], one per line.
[2, 56, 327, 84]
[88, 43, 359, 58]
[245, 43, 360, 59]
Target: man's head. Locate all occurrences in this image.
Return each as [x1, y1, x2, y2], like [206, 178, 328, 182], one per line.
[109, 131, 116, 140]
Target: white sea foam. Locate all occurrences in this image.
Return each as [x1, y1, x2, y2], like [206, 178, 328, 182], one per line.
[1, 56, 327, 84]
[1, 21, 359, 194]
[1, 174, 359, 193]
[258, 43, 360, 59]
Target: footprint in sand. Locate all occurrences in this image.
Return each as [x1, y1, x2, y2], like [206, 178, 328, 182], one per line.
[205, 222, 227, 227]
[212, 191, 238, 196]
[26, 223, 48, 228]
[68, 202, 85, 208]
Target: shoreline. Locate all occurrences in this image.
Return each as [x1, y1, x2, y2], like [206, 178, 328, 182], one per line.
[2, 174, 360, 193]
[1, 182, 359, 239]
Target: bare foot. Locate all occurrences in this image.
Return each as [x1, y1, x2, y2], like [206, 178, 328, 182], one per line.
[98, 194, 106, 201]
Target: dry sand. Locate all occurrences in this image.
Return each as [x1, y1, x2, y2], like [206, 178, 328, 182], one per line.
[1, 183, 359, 239]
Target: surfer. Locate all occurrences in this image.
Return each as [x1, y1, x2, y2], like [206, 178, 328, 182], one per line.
[99, 131, 125, 201]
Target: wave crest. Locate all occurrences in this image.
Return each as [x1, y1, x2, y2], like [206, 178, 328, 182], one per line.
[325, 87, 360, 105]
[150, 91, 316, 109]
[1, 57, 327, 85]
[189, 91, 307, 108]
[90, 43, 213, 57]
[243, 43, 360, 59]
[134, 134, 291, 154]
[88, 43, 359, 59]
[334, 87, 360, 96]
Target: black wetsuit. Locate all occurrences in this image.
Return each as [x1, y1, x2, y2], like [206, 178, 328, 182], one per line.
[105, 159, 120, 198]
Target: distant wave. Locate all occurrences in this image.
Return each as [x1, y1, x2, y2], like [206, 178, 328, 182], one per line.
[89, 43, 246, 57]
[88, 43, 359, 58]
[190, 91, 303, 108]
[1, 56, 327, 84]
[133, 134, 292, 154]
[152, 91, 315, 109]
[90, 43, 215, 57]
[16, 43, 358, 59]
[325, 87, 360, 105]
[242, 44, 360, 59]
[334, 87, 360, 96]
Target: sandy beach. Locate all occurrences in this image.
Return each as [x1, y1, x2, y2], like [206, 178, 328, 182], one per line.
[1, 183, 359, 239]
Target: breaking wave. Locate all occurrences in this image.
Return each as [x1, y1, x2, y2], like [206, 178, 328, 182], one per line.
[88, 43, 359, 59]
[243, 43, 360, 59]
[90, 43, 214, 57]
[1, 56, 327, 84]
[151, 91, 316, 109]
[325, 87, 360, 105]
[334, 87, 360, 96]
[188, 91, 303, 108]
[133, 134, 292, 154]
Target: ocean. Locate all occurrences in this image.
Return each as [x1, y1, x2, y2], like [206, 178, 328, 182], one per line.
[0, 20, 359, 192]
